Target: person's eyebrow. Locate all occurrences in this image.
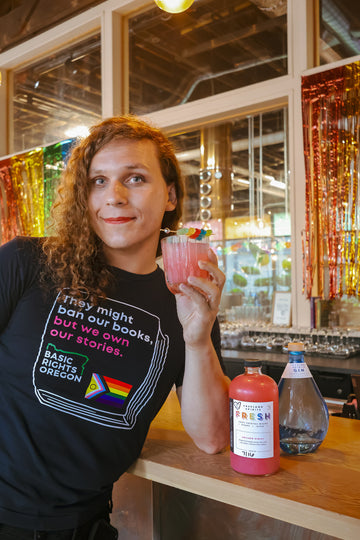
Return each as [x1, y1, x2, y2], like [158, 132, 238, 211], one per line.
[89, 163, 150, 174]
[123, 163, 151, 171]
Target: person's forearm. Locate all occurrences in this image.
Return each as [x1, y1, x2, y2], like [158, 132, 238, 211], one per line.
[178, 339, 230, 454]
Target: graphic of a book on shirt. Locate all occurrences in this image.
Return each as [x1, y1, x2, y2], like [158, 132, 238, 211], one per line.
[33, 292, 169, 429]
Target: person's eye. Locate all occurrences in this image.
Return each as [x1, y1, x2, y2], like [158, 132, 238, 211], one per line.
[91, 177, 106, 186]
[127, 174, 145, 185]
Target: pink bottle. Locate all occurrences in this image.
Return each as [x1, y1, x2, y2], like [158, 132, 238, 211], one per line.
[229, 359, 280, 475]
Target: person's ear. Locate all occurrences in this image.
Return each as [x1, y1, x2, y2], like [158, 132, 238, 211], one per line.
[165, 184, 177, 211]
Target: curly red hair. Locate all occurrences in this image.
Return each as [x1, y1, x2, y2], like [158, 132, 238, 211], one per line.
[42, 115, 184, 300]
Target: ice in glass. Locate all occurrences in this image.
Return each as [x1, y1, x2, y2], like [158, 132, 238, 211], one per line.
[161, 235, 211, 294]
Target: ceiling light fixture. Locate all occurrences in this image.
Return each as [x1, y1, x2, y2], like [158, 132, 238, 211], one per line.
[154, 0, 194, 14]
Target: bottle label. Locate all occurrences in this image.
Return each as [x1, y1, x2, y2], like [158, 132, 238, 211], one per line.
[281, 362, 312, 379]
[230, 399, 274, 459]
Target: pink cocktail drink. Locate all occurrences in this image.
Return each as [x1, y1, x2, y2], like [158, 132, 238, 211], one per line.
[161, 235, 211, 294]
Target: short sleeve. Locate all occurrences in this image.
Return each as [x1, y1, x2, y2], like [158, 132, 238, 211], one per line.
[0, 237, 41, 333]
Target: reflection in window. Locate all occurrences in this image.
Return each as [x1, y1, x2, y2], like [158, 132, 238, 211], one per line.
[12, 33, 101, 152]
[0, 0, 104, 53]
[128, 0, 287, 114]
[319, 0, 360, 65]
[170, 108, 290, 324]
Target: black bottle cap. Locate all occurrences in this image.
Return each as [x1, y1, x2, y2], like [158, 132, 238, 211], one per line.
[244, 359, 262, 367]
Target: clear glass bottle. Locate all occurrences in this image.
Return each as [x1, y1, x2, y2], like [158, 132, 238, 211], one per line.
[230, 360, 280, 475]
[278, 342, 329, 455]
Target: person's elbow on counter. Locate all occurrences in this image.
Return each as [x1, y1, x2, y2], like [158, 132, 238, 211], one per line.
[193, 428, 230, 455]
[180, 394, 230, 454]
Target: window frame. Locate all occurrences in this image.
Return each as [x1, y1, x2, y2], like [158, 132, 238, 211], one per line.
[0, 0, 332, 329]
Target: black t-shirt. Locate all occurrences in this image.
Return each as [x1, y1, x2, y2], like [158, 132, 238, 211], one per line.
[0, 237, 222, 530]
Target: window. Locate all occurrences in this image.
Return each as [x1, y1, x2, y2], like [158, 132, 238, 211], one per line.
[0, 1, 317, 329]
[170, 107, 290, 323]
[0, 0, 104, 53]
[12, 33, 101, 152]
[128, 0, 287, 114]
[319, 0, 360, 65]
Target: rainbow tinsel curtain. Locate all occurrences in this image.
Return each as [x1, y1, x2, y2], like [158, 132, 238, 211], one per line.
[10, 148, 45, 238]
[0, 158, 21, 244]
[0, 139, 74, 245]
[302, 60, 360, 300]
[43, 139, 74, 234]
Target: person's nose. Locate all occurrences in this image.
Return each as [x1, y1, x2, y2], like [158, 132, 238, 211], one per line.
[106, 180, 128, 205]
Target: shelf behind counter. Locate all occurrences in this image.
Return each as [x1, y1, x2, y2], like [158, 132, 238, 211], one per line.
[222, 348, 360, 401]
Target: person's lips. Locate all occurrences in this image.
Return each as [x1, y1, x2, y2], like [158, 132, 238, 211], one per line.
[102, 217, 135, 224]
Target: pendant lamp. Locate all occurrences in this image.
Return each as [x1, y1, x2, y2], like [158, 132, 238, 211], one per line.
[154, 0, 195, 14]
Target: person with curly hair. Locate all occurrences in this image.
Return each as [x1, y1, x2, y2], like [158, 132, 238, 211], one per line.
[0, 115, 229, 539]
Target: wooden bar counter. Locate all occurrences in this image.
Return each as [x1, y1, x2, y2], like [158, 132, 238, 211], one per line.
[120, 390, 360, 540]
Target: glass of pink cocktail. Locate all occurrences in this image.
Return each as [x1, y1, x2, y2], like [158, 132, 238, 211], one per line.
[161, 235, 211, 294]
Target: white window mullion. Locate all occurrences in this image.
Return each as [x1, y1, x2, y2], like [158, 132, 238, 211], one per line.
[0, 69, 8, 156]
[145, 74, 292, 134]
[288, 0, 317, 329]
[101, 9, 123, 118]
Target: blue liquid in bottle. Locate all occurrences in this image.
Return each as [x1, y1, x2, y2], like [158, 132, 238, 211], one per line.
[278, 342, 329, 455]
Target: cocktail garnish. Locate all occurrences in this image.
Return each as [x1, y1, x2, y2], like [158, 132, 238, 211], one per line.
[161, 227, 212, 239]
